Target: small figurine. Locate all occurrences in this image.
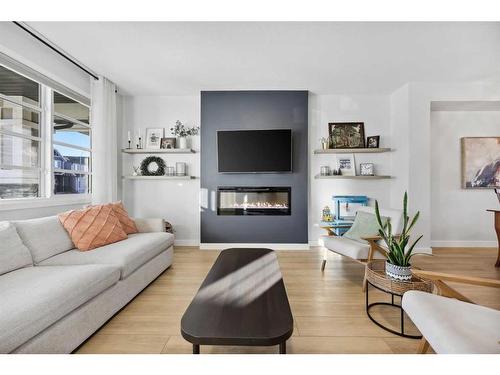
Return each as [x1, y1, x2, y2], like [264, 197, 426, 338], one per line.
[322, 206, 333, 222]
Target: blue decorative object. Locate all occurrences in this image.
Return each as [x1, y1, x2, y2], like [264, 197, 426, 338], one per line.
[333, 195, 369, 221]
[321, 195, 368, 236]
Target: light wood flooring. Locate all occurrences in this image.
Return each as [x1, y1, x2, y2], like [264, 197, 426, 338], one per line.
[76, 247, 500, 354]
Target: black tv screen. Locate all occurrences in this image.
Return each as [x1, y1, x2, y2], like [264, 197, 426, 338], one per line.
[217, 129, 292, 173]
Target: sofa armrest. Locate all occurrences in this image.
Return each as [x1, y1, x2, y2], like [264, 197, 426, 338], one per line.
[133, 218, 165, 233]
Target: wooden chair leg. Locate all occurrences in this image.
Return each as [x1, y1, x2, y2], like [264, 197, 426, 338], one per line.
[417, 337, 430, 354]
[321, 247, 328, 271]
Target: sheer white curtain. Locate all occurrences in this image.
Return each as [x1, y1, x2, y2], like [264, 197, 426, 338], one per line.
[91, 77, 118, 204]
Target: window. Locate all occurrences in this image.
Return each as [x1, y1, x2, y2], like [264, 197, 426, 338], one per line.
[52, 91, 91, 195]
[0, 63, 91, 201]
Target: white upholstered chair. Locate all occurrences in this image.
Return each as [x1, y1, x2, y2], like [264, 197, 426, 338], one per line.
[403, 270, 500, 354]
[320, 206, 403, 289]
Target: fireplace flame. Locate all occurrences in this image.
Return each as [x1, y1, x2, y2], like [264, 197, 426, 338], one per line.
[232, 202, 288, 209]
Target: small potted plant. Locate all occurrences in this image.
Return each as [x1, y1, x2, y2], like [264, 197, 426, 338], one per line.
[170, 120, 200, 149]
[374, 192, 423, 281]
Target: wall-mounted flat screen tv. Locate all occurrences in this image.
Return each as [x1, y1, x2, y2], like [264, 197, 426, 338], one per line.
[217, 129, 292, 173]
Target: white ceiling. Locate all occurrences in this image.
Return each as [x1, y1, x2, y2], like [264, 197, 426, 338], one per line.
[27, 22, 500, 96]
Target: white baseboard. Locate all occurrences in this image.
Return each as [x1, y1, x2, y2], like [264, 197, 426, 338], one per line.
[309, 240, 326, 247]
[174, 239, 199, 247]
[431, 240, 497, 248]
[199, 243, 310, 250]
[310, 240, 433, 254]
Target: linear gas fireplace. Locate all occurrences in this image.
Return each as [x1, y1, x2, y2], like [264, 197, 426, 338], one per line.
[217, 186, 291, 216]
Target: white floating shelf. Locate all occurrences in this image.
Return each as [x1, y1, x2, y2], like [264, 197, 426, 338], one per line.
[314, 148, 391, 154]
[314, 174, 391, 180]
[121, 148, 196, 154]
[122, 175, 196, 180]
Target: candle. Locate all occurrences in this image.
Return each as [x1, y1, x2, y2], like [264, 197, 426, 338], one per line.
[127, 131, 131, 141]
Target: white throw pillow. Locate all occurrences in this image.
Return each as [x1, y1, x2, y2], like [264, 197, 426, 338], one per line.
[0, 221, 33, 275]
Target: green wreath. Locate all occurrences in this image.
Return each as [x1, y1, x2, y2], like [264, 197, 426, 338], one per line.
[140, 156, 166, 176]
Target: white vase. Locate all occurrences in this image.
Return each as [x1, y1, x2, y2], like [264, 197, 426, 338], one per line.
[177, 137, 188, 149]
[385, 261, 412, 282]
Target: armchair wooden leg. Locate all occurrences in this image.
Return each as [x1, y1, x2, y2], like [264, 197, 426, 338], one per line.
[417, 337, 430, 354]
[321, 248, 328, 271]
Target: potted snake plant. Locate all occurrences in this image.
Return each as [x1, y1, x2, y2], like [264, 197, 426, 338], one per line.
[374, 192, 423, 281]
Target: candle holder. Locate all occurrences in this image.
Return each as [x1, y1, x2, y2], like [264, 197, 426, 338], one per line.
[138, 137, 143, 149]
[127, 140, 131, 149]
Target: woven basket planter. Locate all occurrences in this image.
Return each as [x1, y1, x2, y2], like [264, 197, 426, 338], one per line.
[365, 260, 433, 296]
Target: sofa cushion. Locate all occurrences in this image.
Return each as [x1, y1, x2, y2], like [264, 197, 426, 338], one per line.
[110, 201, 138, 234]
[323, 235, 385, 260]
[12, 216, 74, 264]
[58, 205, 128, 251]
[402, 290, 500, 354]
[0, 222, 33, 275]
[39, 232, 174, 279]
[0, 264, 120, 353]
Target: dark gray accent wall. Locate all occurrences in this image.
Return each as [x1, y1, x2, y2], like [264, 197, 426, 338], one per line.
[201, 91, 308, 243]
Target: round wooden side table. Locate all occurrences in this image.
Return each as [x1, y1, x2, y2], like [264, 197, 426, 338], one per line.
[365, 260, 433, 339]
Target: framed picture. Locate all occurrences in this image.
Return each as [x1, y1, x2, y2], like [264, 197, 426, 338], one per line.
[145, 128, 164, 149]
[461, 137, 500, 189]
[328, 122, 365, 148]
[367, 136, 380, 148]
[161, 137, 176, 149]
[336, 154, 356, 176]
[360, 163, 374, 176]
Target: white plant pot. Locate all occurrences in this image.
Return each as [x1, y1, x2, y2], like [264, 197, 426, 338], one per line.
[177, 137, 188, 149]
[385, 261, 412, 282]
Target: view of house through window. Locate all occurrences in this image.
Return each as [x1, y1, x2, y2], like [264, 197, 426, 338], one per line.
[0, 63, 91, 199]
[53, 91, 91, 195]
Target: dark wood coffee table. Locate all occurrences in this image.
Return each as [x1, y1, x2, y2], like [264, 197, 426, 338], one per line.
[181, 248, 294, 354]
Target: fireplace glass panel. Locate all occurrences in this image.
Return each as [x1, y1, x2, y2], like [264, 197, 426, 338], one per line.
[217, 187, 291, 215]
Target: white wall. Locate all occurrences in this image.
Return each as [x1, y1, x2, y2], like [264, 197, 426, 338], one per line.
[431, 110, 500, 247]
[389, 82, 500, 250]
[120, 96, 200, 245]
[309, 94, 392, 244]
[389, 85, 410, 210]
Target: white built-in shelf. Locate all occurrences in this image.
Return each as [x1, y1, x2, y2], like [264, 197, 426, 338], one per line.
[314, 174, 391, 180]
[122, 175, 196, 180]
[121, 148, 196, 154]
[314, 148, 391, 154]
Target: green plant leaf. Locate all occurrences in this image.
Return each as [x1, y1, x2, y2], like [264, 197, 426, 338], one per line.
[404, 234, 423, 264]
[387, 252, 398, 265]
[402, 191, 408, 235]
[375, 200, 384, 229]
[407, 211, 420, 233]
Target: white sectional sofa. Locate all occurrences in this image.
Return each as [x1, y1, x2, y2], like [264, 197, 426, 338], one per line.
[0, 215, 174, 354]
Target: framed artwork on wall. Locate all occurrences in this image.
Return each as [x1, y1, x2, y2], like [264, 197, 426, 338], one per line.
[161, 137, 176, 149]
[145, 128, 164, 149]
[328, 122, 365, 148]
[367, 135, 380, 148]
[461, 137, 500, 189]
[336, 154, 356, 176]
